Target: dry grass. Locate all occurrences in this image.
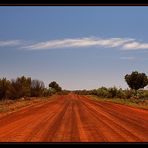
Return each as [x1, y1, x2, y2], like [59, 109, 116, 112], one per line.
[89, 95, 148, 110]
[0, 96, 57, 116]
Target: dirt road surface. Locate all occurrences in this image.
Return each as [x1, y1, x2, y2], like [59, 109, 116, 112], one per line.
[0, 93, 148, 142]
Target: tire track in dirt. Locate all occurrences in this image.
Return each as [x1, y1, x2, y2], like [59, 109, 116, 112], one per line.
[0, 96, 58, 128]
[24, 95, 68, 142]
[80, 96, 148, 141]
[84, 96, 148, 124]
[79, 96, 140, 141]
[0, 93, 147, 142]
[48, 95, 80, 142]
[0, 96, 63, 142]
[24, 98, 65, 142]
[39, 96, 70, 142]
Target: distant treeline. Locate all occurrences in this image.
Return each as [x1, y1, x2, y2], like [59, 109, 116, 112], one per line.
[74, 71, 148, 100]
[0, 76, 69, 100]
[73, 87, 148, 100]
[0, 71, 148, 101]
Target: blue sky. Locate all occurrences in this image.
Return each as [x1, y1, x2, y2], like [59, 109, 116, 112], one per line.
[0, 6, 148, 90]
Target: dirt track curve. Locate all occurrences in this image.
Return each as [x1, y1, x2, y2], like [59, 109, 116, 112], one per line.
[0, 93, 148, 142]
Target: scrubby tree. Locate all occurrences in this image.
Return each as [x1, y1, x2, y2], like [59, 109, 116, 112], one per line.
[10, 76, 31, 99]
[125, 71, 148, 91]
[31, 79, 45, 97]
[18, 76, 31, 97]
[49, 81, 62, 92]
[107, 87, 119, 98]
[0, 76, 65, 100]
[42, 88, 52, 97]
[0, 78, 12, 100]
[96, 87, 109, 98]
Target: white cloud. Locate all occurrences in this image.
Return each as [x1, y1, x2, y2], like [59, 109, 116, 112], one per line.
[22, 37, 134, 50]
[0, 40, 21, 47]
[122, 41, 148, 50]
[1, 37, 148, 51]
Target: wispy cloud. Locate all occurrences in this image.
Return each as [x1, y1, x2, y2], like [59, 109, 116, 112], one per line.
[122, 41, 148, 50]
[0, 40, 21, 47]
[1, 37, 148, 51]
[22, 37, 134, 50]
[120, 56, 135, 60]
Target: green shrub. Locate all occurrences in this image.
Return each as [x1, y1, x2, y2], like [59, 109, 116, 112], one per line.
[107, 87, 118, 98]
[143, 90, 148, 99]
[96, 87, 109, 98]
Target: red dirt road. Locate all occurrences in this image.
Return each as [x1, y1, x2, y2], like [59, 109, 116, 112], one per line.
[0, 93, 148, 142]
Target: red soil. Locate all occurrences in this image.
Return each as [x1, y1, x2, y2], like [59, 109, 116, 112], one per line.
[0, 93, 147, 142]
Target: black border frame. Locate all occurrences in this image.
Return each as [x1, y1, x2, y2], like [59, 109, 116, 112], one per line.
[0, 2, 148, 145]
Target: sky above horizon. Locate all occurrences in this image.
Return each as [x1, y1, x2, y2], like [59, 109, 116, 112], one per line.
[0, 6, 148, 90]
